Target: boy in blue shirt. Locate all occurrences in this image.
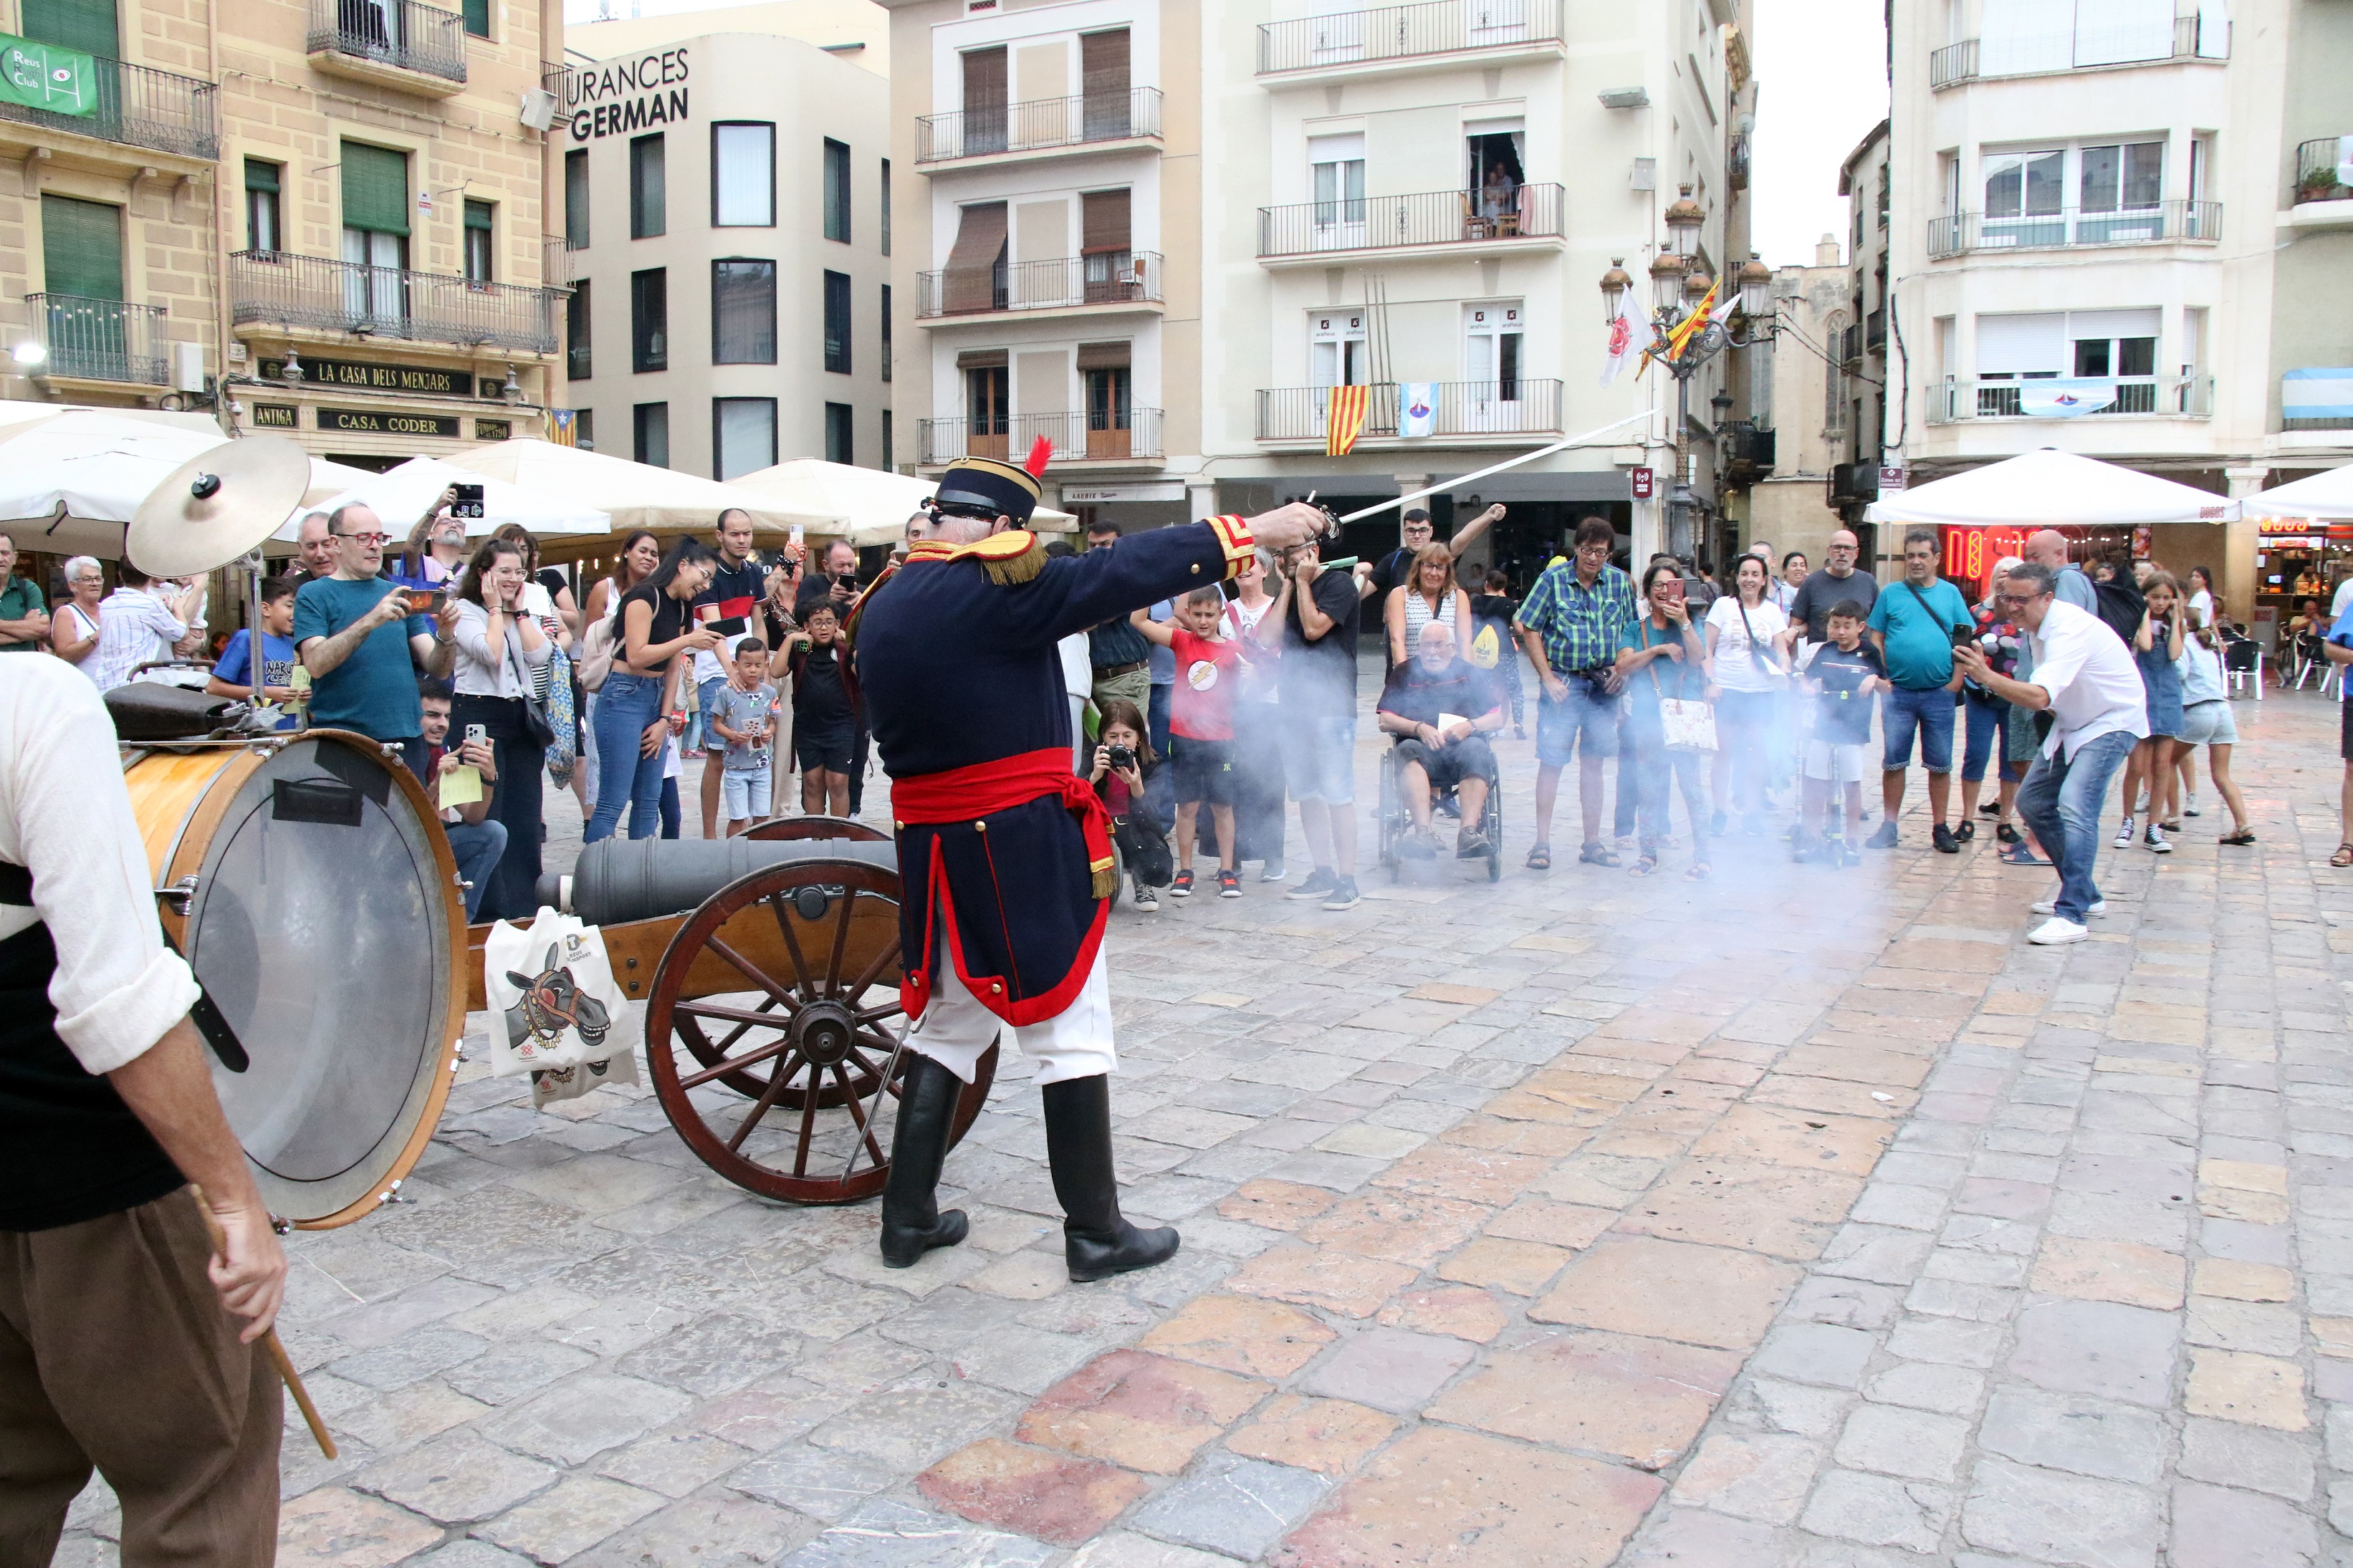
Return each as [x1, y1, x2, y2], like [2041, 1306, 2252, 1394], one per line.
[1798, 602, 1887, 864]
[206, 577, 302, 730]
[1864, 528, 1974, 852]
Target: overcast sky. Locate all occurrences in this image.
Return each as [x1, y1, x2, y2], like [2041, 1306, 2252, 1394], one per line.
[1748, 0, 1889, 269]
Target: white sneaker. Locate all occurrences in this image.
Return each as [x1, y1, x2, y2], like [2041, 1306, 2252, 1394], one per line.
[2144, 824, 2172, 854]
[2112, 815, 2135, 848]
[2029, 916, 2089, 944]
[2184, 796, 2202, 817]
[2031, 896, 2106, 916]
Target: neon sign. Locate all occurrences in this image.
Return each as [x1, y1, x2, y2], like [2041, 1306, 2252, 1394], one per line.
[1942, 526, 2030, 582]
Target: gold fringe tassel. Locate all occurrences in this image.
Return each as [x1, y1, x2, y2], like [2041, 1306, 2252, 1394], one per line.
[983, 542, 1048, 586]
[1091, 861, 1118, 900]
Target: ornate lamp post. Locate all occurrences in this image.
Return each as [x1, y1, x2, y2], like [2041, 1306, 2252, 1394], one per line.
[1601, 186, 1779, 557]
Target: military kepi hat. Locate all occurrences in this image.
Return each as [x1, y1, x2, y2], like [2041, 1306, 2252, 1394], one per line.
[935, 438, 1051, 524]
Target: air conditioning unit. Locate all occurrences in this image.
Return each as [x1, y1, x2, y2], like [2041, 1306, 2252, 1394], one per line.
[519, 89, 557, 132]
[173, 340, 205, 393]
[1598, 87, 1649, 110]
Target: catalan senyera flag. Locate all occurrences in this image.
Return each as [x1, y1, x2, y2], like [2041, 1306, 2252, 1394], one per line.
[1325, 383, 1371, 456]
[1662, 279, 1719, 364]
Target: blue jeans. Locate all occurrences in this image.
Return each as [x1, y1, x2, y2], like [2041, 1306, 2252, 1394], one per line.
[2016, 728, 2136, 923]
[586, 670, 667, 842]
[1961, 689, 2020, 785]
[444, 819, 510, 922]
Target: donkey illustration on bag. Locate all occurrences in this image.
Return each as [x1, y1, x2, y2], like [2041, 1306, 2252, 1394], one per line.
[504, 941, 613, 1054]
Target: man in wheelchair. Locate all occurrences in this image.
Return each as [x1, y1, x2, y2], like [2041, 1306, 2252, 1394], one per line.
[1377, 621, 1505, 858]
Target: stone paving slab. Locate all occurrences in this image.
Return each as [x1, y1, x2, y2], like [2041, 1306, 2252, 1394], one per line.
[52, 683, 2353, 1564]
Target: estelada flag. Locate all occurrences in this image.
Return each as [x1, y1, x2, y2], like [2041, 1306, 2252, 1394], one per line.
[547, 409, 578, 446]
[1326, 383, 1371, 456]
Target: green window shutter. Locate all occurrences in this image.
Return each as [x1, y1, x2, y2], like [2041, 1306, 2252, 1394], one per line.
[461, 0, 489, 39]
[40, 194, 123, 300]
[245, 158, 280, 194]
[340, 142, 411, 236]
[21, 0, 119, 59]
[464, 198, 492, 231]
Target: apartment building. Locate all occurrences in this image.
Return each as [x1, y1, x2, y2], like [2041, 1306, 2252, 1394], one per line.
[1884, 0, 2353, 617]
[1748, 234, 1852, 567]
[1827, 117, 1889, 544]
[555, 28, 891, 475]
[0, 0, 564, 463]
[883, 0, 1756, 571]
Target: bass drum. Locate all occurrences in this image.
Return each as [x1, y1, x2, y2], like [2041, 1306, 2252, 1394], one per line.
[125, 731, 466, 1228]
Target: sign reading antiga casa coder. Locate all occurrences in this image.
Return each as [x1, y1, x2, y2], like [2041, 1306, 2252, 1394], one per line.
[564, 48, 690, 140]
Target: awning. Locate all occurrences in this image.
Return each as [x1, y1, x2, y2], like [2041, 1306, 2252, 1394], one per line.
[1864, 447, 2236, 526]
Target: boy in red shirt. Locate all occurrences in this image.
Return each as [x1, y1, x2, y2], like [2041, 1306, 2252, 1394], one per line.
[1133, 585, 1244, 897]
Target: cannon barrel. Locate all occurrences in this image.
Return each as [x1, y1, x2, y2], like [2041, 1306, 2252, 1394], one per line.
[539, 836, 899, 926]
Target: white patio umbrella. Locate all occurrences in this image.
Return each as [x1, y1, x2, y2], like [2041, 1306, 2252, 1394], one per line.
[2243, 464, 2353, 523]
[0, 408, 377, 560]
[273, 455, 609, 547]
[439, 439, 839, 563]
[730, 458, 1078, 547]
[1865, 447, 2238, 526]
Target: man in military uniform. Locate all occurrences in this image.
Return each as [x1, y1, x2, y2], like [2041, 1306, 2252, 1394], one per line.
[855, 453, 1325, 1280]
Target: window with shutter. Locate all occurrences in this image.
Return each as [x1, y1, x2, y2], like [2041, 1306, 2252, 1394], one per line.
[245, 160, 282, 255]
[461, 0, 489, 38]
[1080, 29, 1128, 138]
[943, 201, 1007, 314]
[340, 142, 411, 236]
[41, 194, 123, 299]
[22, 0, 118, 59]
[713, 398, 776, 480]
[711, 124, 775, 227]
[464, 199, 494, 283]
[962, 48, 1006, 154]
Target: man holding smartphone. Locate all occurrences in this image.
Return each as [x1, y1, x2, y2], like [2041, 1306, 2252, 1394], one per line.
[292, 502, 458, 783]
[691, 509, 766, 837]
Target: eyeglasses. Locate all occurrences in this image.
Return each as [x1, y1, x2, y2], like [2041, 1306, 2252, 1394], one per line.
[335, 531, 390, 545]
[1994, 592, 2043, 607]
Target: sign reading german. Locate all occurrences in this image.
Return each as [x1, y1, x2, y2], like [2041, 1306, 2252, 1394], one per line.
[321, 408, 461, 438]
[562, 47, 689, 140]
[259, 357, 474, 397]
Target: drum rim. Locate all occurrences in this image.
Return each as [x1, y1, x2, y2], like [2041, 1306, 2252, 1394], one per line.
[154, 728, 465, 1229]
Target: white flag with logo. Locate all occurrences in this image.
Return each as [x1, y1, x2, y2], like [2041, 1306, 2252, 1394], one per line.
[1398, 384, 1437, 439]
[1601, 292, 1639, 386]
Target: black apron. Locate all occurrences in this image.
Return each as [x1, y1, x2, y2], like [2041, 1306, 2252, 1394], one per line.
[0, 862, 186, 1232]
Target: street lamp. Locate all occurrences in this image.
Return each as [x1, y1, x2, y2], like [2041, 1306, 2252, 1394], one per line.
[1605, 191, 1778, 557]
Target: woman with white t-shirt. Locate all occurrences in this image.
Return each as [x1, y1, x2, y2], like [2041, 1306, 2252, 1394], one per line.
[1704, 554, 1795, 836]
[1222, 549, 1286, 880]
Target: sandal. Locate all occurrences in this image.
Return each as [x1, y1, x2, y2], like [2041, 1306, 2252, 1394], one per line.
[2220, 828, 2256, 847]
[1525, 845, 1553, 871]
[1578, 842, 1622, 867]
[2331, 843, 2351, 867]
[1999, 843, 2050, 867]
[1995, 823, 2022, 845]
[1629, 853, 1661, 877]
[1684, 861, 1712, 881]
[2160, 819, 2182, 833]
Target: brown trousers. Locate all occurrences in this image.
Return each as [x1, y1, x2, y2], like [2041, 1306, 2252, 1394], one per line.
[0, 1188, 280, 1567]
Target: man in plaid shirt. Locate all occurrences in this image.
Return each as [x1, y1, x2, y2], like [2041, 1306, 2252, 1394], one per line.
[1514, 516, 1637, 869]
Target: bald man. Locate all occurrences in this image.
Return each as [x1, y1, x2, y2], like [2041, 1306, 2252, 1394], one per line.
[2023, 530, 2097, 614]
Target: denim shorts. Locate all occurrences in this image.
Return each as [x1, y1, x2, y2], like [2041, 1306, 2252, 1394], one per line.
[1280, 711, 1356, 804]
[722, 769, 771, 821]
[1535, 678, 1621, 764]
[1881, 684, 1956, 773]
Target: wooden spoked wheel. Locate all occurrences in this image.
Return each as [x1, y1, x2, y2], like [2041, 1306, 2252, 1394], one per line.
[643, 858, 995, 1205]
[743, 815, 891, 844]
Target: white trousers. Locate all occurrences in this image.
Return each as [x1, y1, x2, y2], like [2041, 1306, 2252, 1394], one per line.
[905, 938, 1116, 1087]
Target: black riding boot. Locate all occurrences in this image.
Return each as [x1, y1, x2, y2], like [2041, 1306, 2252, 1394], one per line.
[1042, 1074, 1180, 1281]
[878, 1053, 969, 1267]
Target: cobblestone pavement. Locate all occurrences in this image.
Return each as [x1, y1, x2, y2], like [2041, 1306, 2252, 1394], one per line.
[54, 679, 2353, 1567]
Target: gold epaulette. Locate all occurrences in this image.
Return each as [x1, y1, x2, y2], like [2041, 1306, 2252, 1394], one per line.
[905, 529, 1047, 586]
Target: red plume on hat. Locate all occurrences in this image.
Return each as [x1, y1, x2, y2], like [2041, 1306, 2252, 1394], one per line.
[1024, 436, 1053, 479]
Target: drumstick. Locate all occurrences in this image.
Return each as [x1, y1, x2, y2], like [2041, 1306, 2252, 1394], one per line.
[188, 1185, 337, 1458]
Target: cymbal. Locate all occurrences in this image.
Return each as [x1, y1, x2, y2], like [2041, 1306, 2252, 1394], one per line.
[128, 435, 312, 577]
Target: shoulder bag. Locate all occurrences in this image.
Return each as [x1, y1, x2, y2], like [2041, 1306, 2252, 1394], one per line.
[1647, 621, 1717, 752]
[577, 611, 618, 693]
[1733, 599, 1787, 684]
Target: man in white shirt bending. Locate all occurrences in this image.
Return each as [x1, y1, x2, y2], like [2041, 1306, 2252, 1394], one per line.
[1953, 560, 2148, 945]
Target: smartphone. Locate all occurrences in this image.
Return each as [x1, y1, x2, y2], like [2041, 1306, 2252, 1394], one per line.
[451, 482, 486, 520]
[403, 587, 444, 615]
[1657, 577, 1687, 607]
[464, 723, 487, 748]
[790, 523, 805, 549]
[708, 615, 750, 636]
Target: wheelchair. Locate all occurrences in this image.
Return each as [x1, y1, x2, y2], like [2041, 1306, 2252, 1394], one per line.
[1376, 736, 1504, 884]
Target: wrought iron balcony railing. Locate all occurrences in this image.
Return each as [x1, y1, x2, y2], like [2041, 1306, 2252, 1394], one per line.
[916, 86, 1161, 163]
[1255, 380, 1564, 443]
[1926, 375, 2213, 423]
[921, 408, 1164, 465]
[1257, 183, 1563, 258]
[1930, 13, 2223, 87]
[0, 54, 217, 159]
[306, 0, 467, 85]
[230, 251, 562, 355]
[24, 294, 171, 385]
[1257, 0, 1564, 74]
[2296, 138, 2352, 206]
[1928, 201, 2221, 257]
[916, 251, 1161, 317]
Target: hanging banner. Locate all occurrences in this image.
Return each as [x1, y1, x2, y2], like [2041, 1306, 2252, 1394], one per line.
[1600, 289, 1636, 386]
[2016, 378, 2119, 418]
[1325, 384, 1370, 457]
[1398, 383, 1437, 439]
[0, 33, 95, 116]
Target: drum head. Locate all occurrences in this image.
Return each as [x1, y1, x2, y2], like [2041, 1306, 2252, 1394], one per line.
[183, 735, 459, 1224]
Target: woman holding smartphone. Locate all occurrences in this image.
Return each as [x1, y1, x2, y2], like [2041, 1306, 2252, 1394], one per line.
[449, 538, 552, 919]
[588, 538, 721, 842]
[1704, 554, 1795, 836]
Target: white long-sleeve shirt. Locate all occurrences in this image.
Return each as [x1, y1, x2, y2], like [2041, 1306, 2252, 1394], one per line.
[0, 655, 199, 1073]
[2026, 599, 2149, 761]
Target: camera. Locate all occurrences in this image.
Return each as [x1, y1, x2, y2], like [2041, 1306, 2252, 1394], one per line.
[451, 482, 486, 520]
[1107, 744, 1136, 770]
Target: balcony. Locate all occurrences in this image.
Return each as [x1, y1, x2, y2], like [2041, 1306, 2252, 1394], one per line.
[24, 294, 171, 387]
[1864, 309, 1885, 355]
[231, 251, 562, 357]
[1258, 184, 1564, 263]
[919, 408, 1164, 466]
[1927, 201, 2220, 258]
[1256, 0, 1565, 80]
[1255, 380, 1564, 446]
[306, 0, 467, 93]
[1926, 375, 2212, 424]
[1930, 13, 2224, 88]
[916, 87, 1161, 167]
[0, 55, 217, 161]
[916, 251, 1162, 320]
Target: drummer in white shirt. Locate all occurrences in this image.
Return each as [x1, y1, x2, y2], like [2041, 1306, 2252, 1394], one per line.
[0, 655, 287, 1561]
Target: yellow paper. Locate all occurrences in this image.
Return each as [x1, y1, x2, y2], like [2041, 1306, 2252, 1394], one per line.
[289, 665, 311, 693]
[439, 764, 484, 807]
